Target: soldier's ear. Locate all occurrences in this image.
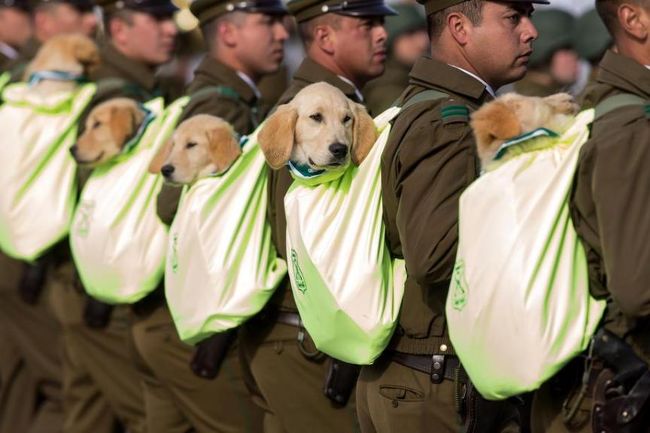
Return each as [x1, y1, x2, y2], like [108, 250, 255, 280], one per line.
[208, 123, 242, 174]
[258, 104, 298, 169]
[149, 137, 173, 174]
[351, 102, 377, 166]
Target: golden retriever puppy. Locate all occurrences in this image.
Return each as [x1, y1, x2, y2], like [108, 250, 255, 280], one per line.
[471, 92, 579, 169]
[24, 33, 99, 95]
[149, 114, 242, 185]
[258, 82, 377, 170]
[71, 98, 148, 167]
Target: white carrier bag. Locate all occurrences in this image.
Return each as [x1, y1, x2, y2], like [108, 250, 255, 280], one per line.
[283, 94, 454, 365]
[446, 108, 607, 400]
[70, 97, 185, 304]
[0, 82, 96, 261]
[166, 126, 288, 345]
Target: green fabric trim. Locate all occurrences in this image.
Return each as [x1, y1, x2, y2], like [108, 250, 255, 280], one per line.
[189, 85, 241, 105]
[441, 105, 470, 120]
[494, 128, 559, 161]
[0, 72, 9, 96]
[594, 93, 648, 121]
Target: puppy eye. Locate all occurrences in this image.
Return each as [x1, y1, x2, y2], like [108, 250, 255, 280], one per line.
[92, 121, 101, 129]
[309, 113, 323, 123]
[186, 141, 197, 149]
[343, 115, 351, 123]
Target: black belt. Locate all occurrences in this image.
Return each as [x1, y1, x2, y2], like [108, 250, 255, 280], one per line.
[275, 311, 303, 328]
[391, 352, 462, 384]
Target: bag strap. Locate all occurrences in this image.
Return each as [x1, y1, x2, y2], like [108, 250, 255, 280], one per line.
[594, 93, 649, 121]
[399, 89, 450, 112]
[189, 85, 242, 105]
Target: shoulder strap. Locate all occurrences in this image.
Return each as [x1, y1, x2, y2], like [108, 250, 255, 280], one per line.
[400, 89, 450, 112]
[594, 93, 649, 121]
[189, 85, 242, 105]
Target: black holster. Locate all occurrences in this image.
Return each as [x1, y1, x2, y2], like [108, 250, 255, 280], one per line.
[323, 359, 360, 406]
[591, 328, 650, 433]
[457, 379, 522, 433]
[83, 297, 115, 329]
[18, 260, 49, 304]
[190, 329, 237, 380]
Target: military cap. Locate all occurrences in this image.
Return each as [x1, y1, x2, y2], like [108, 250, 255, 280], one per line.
[190, 0, 287, 26]
[287, 0, 398, 23]
[573, 9, 611, 63]
[0, 0, 32, 11]
[529, 9, 574, 67]
[94, 0, 178, 17]
[34, 0, 94, 11]
[385, 4, 426, 49]
[416, 0, 549, 17]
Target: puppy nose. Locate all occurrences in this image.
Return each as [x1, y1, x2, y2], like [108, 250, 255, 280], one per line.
[329, 143, 348, 159]
[161, 164, 175, 177]
[69, 145, 77, 157]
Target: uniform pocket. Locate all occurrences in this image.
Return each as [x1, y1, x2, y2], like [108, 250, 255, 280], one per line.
[379, 384, 425, 402]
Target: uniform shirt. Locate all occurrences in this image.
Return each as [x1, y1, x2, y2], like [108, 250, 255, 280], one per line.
[0, 42, 18, 72]
[570, 50, 650, 362]
[156, 56, 264, 226]
[381, 57, 492, 355]
[7, 37, 40, 82]
[267, 57, 363, 312]
[363, 58, 413, 115]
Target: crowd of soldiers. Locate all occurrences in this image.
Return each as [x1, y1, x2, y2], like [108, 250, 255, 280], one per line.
[0, 0, 648, 432]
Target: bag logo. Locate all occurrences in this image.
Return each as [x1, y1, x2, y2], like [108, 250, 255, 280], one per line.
[291, 249, 307, 294]
[451, 260, 468, 311]
[75, 200, 95, 238]
[171, 233, 179, 274]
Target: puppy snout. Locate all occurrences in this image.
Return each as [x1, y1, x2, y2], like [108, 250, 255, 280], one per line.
[161, 164, 175, 178]
[329, 143, 348, 159]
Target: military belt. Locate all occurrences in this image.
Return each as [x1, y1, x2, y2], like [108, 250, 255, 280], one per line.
[275, 311, 303, 328]
[390, 351, 461, 384]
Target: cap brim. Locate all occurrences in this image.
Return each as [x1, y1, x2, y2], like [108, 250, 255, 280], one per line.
[247, 5, 288, 15]
[336, 3, 398, 17]
[142, 4, 179, 18]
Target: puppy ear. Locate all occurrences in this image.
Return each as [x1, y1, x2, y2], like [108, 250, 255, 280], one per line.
[470, 101, 521, 165]
[258, 104, 297, 169]
[351, 102, 377, 165]
[149, 138, 173, 174]
[208, 124, 242, 174]
[543, 93, 579, 116]
[109, 105, 138, 147]
[74, 38, 100, 77]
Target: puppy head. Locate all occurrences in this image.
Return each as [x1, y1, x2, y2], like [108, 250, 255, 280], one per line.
[24, 33, 100, 80]
[471, 92, 579, 168]
[259, 82, 377, 170]
[152, 115, 241, 185]
[72, 98, 147, 167]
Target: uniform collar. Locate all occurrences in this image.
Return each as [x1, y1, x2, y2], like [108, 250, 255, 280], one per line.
[192, 56, 259, 104]
[236, 70, 261, 100]
[449, 65, 496, 97]
[99, 43, 158, 92]
[0, 42, 18, 61]
[597, 50, 650, 99]
[337, 74, 364, 102]
[292, 57, 362, 103]
[409, 56, 493, 104]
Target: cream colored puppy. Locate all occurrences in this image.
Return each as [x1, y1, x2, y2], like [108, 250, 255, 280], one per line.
[150, 114, 242, 185]
[24, 33, 100, 95]
[71, 98, 148, 167]
[471, 92, 579, 169]
[258, 82, 377, 170]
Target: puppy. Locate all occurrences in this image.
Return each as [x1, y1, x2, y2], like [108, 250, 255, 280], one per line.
[149, 114, 242, 185]
[471, 92, 579, 169]
[258, 82, 377, 171]
[24, 33, 100, 95]
[71, 98, 148, 167]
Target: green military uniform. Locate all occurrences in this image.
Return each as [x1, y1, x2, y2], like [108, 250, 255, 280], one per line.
[514, 74, 565, 97]
[6, 36, 39, 81]
[531, 50, 650, 433]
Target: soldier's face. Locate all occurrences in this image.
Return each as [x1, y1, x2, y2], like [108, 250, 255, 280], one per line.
[230, 13, 289, 80]
[330, 15, 388, 86]
[0, 7, 33, 48]
[36, 3, 97, 39]
[114, 12, 178, 66]
[463, 1, 538, 88]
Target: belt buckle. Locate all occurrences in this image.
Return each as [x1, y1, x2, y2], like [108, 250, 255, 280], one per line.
[431, 354, 446, 384]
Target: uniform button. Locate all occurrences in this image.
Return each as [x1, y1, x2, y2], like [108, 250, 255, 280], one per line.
[440, 344, 448, 352]
[433, 362, 441, 370]
[432, 373, 440, 381]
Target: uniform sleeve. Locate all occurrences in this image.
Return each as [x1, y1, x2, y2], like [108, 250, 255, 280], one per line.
[591, 111, 650, 319]
[393, 111, 477, 289]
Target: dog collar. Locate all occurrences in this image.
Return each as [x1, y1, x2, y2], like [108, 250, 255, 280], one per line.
[494, 128, 559, 161]
[27, 70, 87, 86]
[120, 105, 156, 156]
[287, 160, 348, 186]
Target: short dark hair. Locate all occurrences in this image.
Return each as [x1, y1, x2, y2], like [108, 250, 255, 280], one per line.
[104, 9, 134, 38]
[200, 11, 246, 52]
[596, 0, 649, 35]
[298, 13, 341, 47]
[427, 0, 483, 40]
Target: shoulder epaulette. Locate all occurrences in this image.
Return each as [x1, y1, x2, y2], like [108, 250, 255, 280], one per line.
[440, 102, 470, 124]
[189, 85, 242, 105]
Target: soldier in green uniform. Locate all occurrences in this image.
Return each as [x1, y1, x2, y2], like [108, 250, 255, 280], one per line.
[44, 2, 178, 433]
[0, 0, 32, 71]
[362, 3, 428, 114]
[531, 0, 650, 432]
[513, 9, 578, 97]
[355, 1, 546, 432]
[238, 0, 395, 431]
[141, 1, 289, 431]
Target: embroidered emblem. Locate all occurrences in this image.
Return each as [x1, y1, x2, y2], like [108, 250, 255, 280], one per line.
[75, 200, 95, 238]
[291, 249, 307, 294]
[451, 260, 468, 311]
[171, 233, 179, 275]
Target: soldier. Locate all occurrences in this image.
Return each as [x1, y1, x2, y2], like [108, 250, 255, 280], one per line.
[139, 0, 289, 431]
[45, 2, 178, 433]
[363, 3, 428, 114]
[355, 1, 545, 432]
[573, 8, 612, 81]
[238, 0, 395, 431]
[532, 0, 650, 432]
[0, 0, 32, 70]
[513, 9, 578, 97]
